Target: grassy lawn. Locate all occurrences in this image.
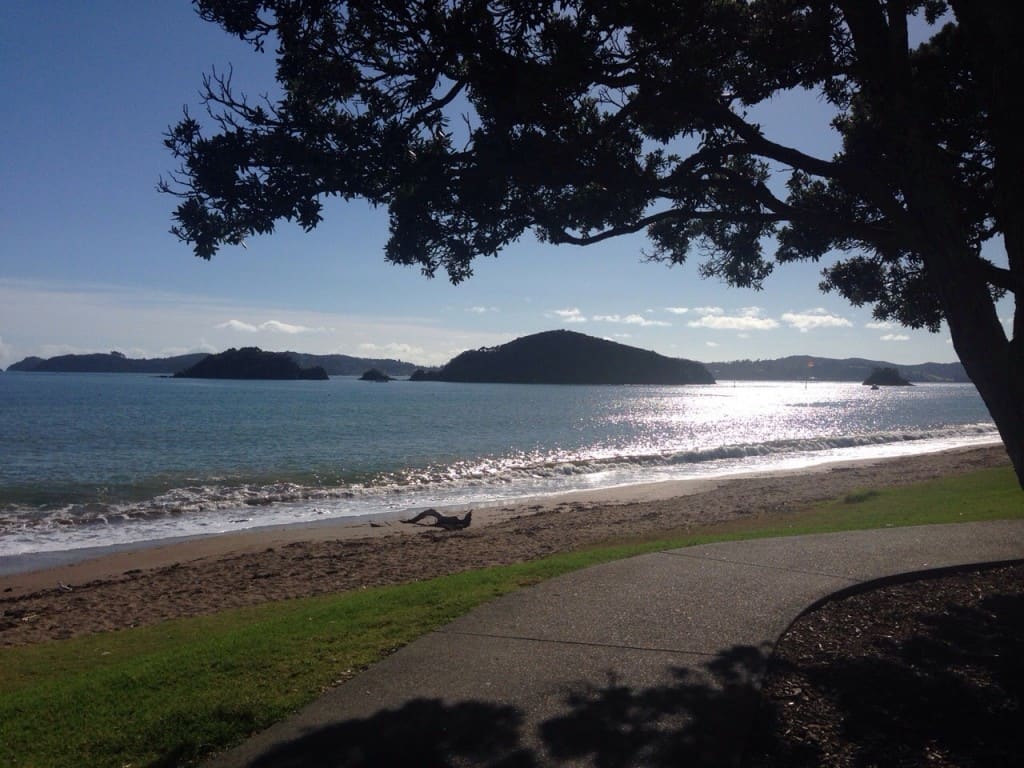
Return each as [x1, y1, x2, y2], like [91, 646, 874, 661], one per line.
[1, 466, 1020, 767]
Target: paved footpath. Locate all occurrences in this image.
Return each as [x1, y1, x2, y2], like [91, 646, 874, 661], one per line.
[207, 520, 1024, 768]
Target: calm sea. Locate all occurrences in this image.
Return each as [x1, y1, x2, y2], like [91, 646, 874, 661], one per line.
[0, 372, 998, 557]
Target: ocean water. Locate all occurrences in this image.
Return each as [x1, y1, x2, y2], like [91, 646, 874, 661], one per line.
[0, 372, 999, 557]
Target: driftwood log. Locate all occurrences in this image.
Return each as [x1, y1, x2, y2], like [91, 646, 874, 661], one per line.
[401, 509, 472, 531]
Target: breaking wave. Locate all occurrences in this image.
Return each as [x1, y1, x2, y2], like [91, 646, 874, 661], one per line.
[0, 421, 999, 556]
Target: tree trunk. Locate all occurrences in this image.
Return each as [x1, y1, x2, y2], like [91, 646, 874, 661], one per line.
[948, 0, 1024, 488]
[848, 0, 1024, 489]
[903, 138, 1024, 490]
[916, 222, 1024, 489]
[942, 283, 1024, 489]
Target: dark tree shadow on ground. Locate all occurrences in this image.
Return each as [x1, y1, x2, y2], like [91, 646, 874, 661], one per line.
[244, 644, 770, 767]
[226, 571, 1023, 767]
[540, 644, 766, 767]
[743, 584, 1024, 767]
[248, 698, 534, 768]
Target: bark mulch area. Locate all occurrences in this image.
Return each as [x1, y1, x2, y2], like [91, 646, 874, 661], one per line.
[744, 562, 1024, 768]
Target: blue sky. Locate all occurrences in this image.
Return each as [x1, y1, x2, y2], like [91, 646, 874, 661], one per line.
[0, 2, 997, 369]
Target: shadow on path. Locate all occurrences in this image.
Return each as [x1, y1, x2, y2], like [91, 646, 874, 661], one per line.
[540, 645, 765, 767]
[246, 645, 770, 767]
[248, 698, 532, 768]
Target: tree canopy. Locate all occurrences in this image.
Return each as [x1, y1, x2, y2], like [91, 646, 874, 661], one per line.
[163, 0, 1023, 485]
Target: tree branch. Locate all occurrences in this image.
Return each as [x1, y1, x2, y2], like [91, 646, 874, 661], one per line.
[406, 79, 466, 127]
[548, 208, 784, 246]
[714, 105, 909, 225]
[979, 258, 1022, 295]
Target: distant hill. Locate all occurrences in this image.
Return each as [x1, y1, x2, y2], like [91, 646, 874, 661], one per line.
[706, 355, 968, 383]
[7, 350, 419, 376]
[285, 353, 417, 377]
[6, 351, 208, 374]
[410, 330, 715, 385]
[174, 347, 328, 380]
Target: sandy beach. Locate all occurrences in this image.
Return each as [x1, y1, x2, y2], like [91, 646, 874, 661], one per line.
[0, 445, 1010, 647]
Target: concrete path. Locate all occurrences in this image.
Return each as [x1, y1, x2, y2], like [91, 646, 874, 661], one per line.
[206, 520, 1024, 767]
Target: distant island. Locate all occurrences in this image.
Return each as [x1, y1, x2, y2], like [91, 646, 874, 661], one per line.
[6, 351, 209, 374]
[359, 368, 394, 382]
[7, 350, 417, 377]
[409, 330, 715, 385]
[707, 355, 967, 383]
[174, 347, 328, 380]
[863, 367, 912, 386]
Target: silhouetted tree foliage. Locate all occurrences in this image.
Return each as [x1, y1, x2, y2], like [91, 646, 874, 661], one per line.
[162, 1, 1024, 485]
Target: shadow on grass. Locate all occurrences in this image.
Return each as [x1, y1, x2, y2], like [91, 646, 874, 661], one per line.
[243, 645, 769, 768]
[744, 582, 1024, 767]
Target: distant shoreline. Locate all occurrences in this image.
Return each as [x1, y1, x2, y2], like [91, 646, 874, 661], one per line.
[5, 351, 970, 383]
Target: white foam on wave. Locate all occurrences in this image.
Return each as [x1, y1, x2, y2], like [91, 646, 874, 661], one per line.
[0, 423, 1001, 558]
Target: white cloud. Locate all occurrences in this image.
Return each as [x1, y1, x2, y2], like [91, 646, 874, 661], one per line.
[593, 313, 671, 327]
[693, 306, 724, 316]
[218, 319, 259, 332]
[664, 307, 689, 315]
[705, 341, 720, 347]
[781, 309, 852, 333]
[467, 306, 498, 314]
[121, 346, 153, 359]
[159, 341, 218, 356]
[549, 308, 587, 323]
[865, 321, 896, 330]
[218, 319, 326, 334]
[358, 342, 425, 359]
[881, 333, 910, 342]
[0, 335, 13, 368]
[265, 319, 327, 334]
[688, 310, 779, 331]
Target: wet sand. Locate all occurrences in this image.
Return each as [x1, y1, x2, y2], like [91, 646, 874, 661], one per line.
[0, 445, 1010, 646]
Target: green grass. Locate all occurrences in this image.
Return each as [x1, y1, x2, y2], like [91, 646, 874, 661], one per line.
[843, 489, 882, 504]
[698, 465, 1023, 540]
[1, 466, 1020, 767]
